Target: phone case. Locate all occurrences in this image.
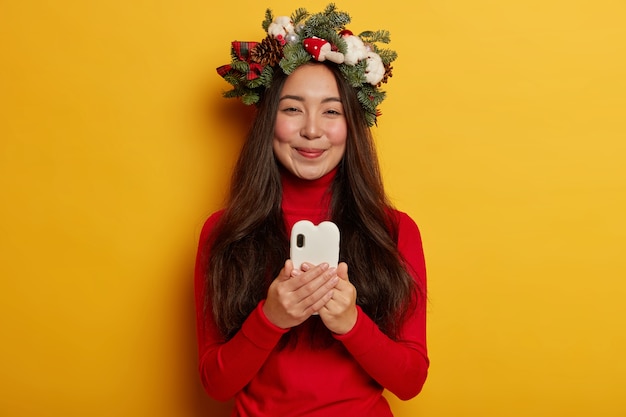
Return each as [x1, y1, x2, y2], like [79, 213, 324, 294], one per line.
[290, 220, 340, 269]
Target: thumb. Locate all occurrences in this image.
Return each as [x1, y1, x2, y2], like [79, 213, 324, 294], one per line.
[337, 262, 349, 281]
[278, 259, 294, 281]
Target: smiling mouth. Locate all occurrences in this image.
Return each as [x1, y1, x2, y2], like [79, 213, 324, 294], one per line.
[295, 148, 326, 158]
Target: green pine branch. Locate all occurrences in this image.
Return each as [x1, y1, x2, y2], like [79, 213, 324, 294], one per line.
[377, 49, 398, 65]
[291, 8, 309, 26]
[279, 43, 311, 74]
[359, 30, 392, 45]
[262, 9, 274, 32]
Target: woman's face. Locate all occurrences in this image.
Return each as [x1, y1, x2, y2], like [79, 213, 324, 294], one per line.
[273, 64, 348, 180]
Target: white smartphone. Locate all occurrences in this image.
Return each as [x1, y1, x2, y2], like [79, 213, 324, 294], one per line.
[290, 220, 340, 270]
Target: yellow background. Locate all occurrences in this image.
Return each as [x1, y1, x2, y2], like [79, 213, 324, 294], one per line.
[1, 0, 625, 416]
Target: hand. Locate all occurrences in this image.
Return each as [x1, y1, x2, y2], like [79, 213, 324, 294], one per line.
[307, 262, 358, 335]
[262, 260, 339, 329]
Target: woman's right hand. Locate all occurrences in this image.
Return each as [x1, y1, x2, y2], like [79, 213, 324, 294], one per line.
[262, 260, 339, 329]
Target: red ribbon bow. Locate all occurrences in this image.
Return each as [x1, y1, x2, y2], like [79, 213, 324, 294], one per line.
[216, 41, 264, 81]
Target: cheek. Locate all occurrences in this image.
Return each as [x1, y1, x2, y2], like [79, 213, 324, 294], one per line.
[273, 116, 295, 144]
[327, 124, 348, 147]
[272, 118, 292, 164]
[272, 137, 292, 169]
[331, 126, 348, 162]
[332, 143, 347, 163]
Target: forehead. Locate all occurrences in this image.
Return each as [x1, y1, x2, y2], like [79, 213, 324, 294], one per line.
[280, 64, 340, 98]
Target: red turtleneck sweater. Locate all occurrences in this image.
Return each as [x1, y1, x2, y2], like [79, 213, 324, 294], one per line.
[194, 169, 429, 416]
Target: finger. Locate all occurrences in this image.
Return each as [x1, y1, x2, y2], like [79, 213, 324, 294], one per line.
[292, 263, 329, 288]
[337, 262, 349, 281]
[322, 278, 356, 310]
[277, 259, 294, 281]
[290, 268, 302, 278]
[308, 289, 335, 314]
[323, 288, 345, 310]
[334, 275, 354, 291]
[303, 276, 339, 314]
[300, 262, 317, 272]
[293, 265, 335, 298]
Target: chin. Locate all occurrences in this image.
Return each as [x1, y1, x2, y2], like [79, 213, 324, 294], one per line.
[294, 168, 326, 181]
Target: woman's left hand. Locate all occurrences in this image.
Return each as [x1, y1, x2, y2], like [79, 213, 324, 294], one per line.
[303, 262, 357, 334]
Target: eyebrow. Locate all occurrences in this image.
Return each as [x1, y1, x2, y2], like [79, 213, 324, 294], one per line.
[279, 94, 342, 104]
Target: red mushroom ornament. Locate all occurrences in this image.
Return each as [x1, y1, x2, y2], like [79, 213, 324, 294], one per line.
[303, 37, 345, 64]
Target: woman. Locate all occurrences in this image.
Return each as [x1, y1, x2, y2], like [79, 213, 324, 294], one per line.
[195, 5, 428, 416]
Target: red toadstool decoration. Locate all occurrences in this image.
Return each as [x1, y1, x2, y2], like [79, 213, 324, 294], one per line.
[303, 37, 345, 64]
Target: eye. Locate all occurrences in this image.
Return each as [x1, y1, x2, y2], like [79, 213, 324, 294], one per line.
[324, 108, 343, 116]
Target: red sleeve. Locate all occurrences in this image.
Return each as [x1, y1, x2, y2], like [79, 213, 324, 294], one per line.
[333, 211, 429, 400]
[194, 212, 289, 401]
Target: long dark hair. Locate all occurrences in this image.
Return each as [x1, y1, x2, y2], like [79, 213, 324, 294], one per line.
[204, 62, 421, 341]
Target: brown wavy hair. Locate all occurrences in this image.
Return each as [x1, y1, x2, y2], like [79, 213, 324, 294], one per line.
[203, 63, 422, 341]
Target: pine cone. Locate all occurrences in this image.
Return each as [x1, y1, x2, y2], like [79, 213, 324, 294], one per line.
[378, 63, 393, 86]
[250, 36, 284, 67]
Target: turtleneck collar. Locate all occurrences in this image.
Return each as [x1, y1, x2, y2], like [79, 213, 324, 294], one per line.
[280, 166, 337, 227]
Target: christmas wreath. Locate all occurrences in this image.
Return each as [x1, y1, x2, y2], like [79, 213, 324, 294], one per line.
[216, 3, 397, 127]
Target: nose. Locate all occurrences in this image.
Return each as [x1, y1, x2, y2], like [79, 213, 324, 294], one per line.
[300, 114, 322, 140]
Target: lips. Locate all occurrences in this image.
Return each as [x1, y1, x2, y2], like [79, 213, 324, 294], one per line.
[295, 147, 326, 158]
